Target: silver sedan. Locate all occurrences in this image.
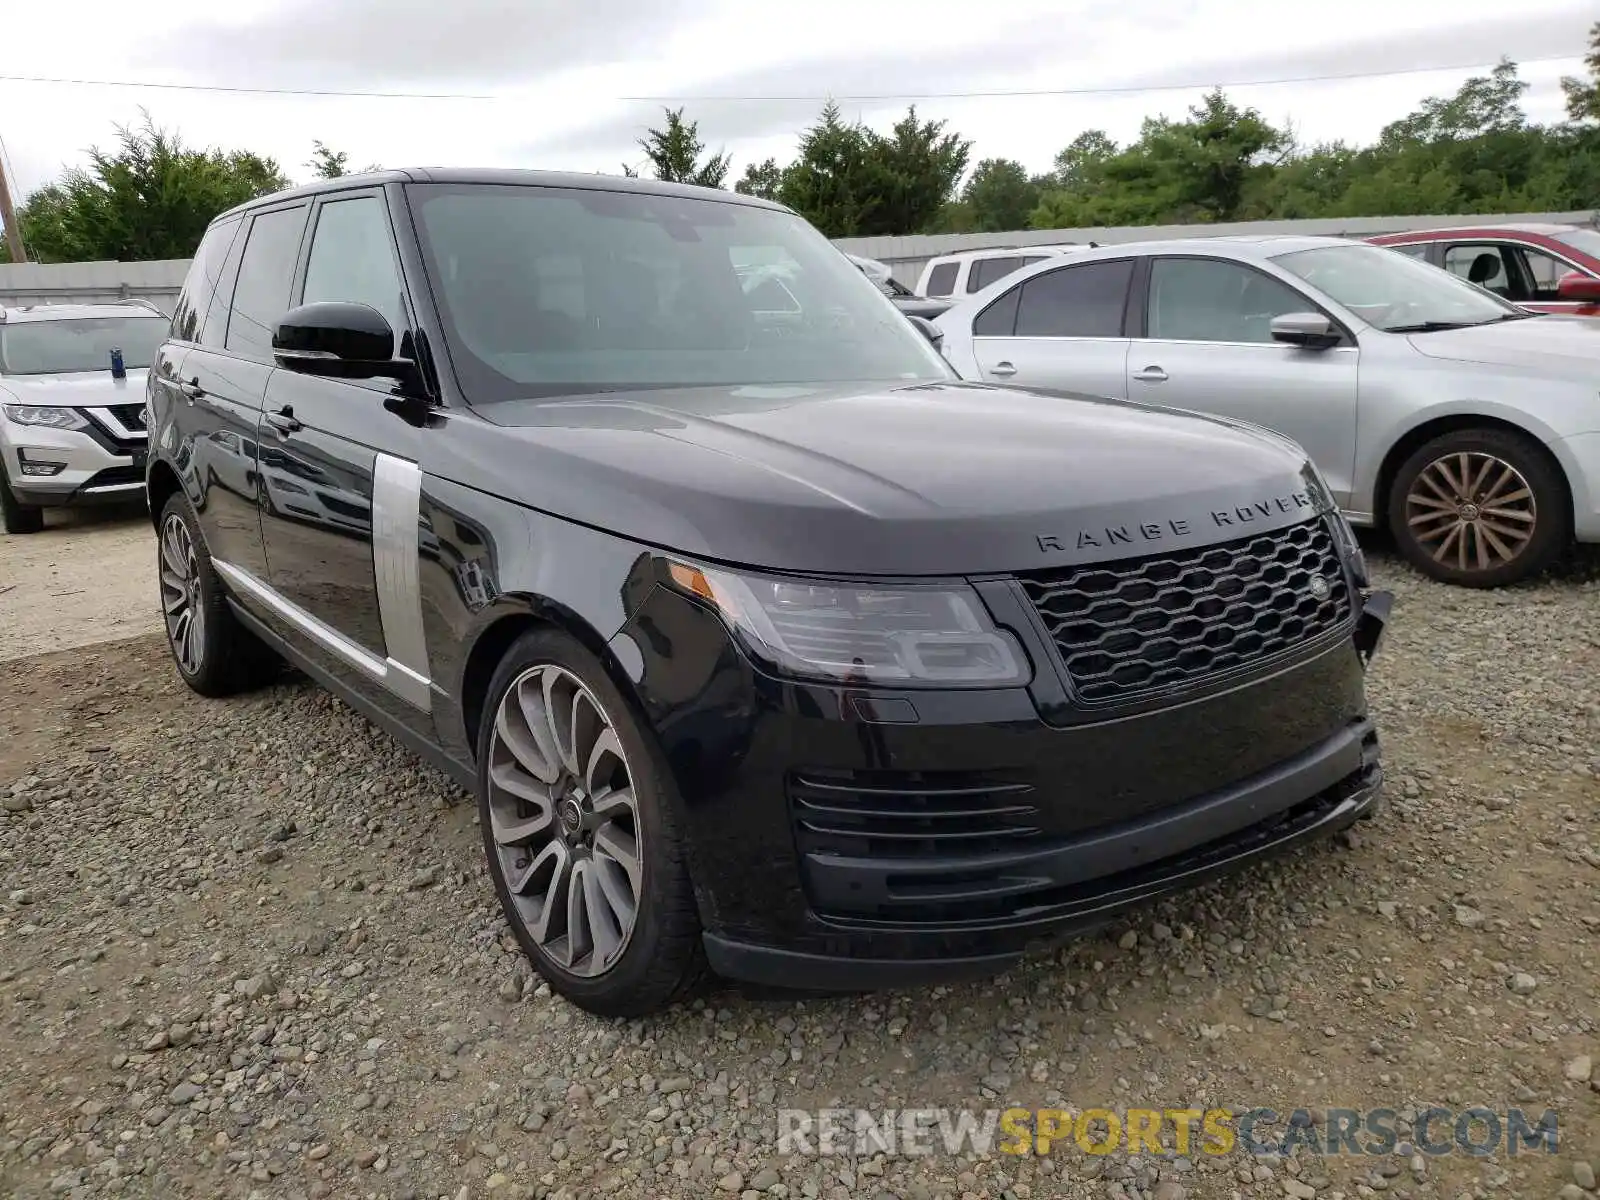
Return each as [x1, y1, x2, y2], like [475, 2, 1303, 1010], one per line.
[934, 234, 1600, 587]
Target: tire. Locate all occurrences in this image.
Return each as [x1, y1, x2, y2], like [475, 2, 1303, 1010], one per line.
[1387, 427, 1570, 588]
[477, 628, 705, 1018]
[1, 463, 45, 535]
[157, 491, 280, 696]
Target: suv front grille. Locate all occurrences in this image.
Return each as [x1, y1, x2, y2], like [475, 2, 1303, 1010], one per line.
[1019, 518, 1352, 704]
[107, 403, 147, 432]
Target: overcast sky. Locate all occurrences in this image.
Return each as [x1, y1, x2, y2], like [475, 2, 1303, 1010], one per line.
[2, 0, 1594, 201]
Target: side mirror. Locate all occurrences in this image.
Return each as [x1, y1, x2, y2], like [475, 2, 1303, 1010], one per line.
[1270, 312, 1341, 349]
[1555, 271, 1600, 302]
[907, 314, 944, 352]
[273, 302, 412, 381]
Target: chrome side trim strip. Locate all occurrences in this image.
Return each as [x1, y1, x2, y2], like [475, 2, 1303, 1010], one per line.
[80, 482, 147, 496]
[371, 453, 432, 696]
[213, 558, 432, 712]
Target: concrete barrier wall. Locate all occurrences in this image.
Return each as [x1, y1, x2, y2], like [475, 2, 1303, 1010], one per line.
[4, 209, 1594, 306]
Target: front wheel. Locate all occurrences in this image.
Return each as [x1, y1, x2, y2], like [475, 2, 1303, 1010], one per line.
[477, 629, 704, 1018]
[1387, 428, 1570, 588]
[0, 464, 45, 535]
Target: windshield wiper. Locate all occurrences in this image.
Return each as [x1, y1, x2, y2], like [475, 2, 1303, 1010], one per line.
[1384, 320, 1472, 333]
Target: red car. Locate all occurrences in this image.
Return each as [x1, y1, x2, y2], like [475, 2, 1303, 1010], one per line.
[1369, 223, 1600, 315]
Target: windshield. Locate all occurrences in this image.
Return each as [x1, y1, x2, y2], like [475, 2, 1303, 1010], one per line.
[0, 315, 169, 375]
[408, 183, 952, 402]
[1551, 227, 1600, 262]
[1272, 243, 1523, 332]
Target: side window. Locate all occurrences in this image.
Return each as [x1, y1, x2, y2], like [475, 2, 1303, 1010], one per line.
[300, 196, 407, 348]
[973, 286, 1022, 337]
[1443, 244, 1518, 299]
[968, 256, 1024, 293]
[1013, 260, 1134, 338]
[1146, 258, 1311, 344]
[225, 206, 310, 358]
[170, 218, 241, 344]
[924, 262, 958, 297]
[1506, 246, 1572, 300]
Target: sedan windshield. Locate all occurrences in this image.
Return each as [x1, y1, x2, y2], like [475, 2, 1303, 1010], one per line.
[1551, 227, 1600, 261]
[0, 315, 169, 375]
[408, 183, 952, 402]
[1272, 243, 1525, 332]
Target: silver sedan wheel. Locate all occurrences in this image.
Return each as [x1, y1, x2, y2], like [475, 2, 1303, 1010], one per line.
[158, 513, 205, 674]
[487, 664, 643, 978]
[1405, 450, 1537, 572]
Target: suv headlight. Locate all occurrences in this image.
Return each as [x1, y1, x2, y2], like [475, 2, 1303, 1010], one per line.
[1332, 510, 1370, 588]
[3, 404, 90, 431]
[667, 562, 1032, 688]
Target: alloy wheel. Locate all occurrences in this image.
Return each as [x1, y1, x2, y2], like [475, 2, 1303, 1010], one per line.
[1404, 450, 1537, 573]
[158, 512, 205, 674]
[486, 664, 643, 978]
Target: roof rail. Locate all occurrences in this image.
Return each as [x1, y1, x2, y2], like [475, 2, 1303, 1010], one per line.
[116, 297, 163, 312]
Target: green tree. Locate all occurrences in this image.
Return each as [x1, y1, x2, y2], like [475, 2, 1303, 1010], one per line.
[1563, 21, 1600, 122]
[734, 158, 785, 201]
[776, 102, 879, 236]
[956, 158, 1041, 232]
[307, 140, 350, 178]
[15, 112, 289, 263]
[777, 103, 969, 237]
[636, 107, 730, 188]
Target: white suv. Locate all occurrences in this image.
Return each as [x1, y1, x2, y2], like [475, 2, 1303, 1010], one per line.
[0, 300, 166, 534]
[914, 245, 1083, 300]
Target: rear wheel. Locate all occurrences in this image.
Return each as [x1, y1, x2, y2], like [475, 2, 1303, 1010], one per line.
[0, 464, 45, 535]
[157, 492, 280, 695]
[1387, 428, 1569, 588]
[477, 629, 704, 1017]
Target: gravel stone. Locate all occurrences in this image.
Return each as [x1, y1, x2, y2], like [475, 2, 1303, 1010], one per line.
[2, 536, 1598, 1200]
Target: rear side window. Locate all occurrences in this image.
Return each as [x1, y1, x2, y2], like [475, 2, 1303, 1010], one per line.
[1014, 260, 1134, 337]
[973, 286, 1022, 336]
[968, 256, 1024, 292]
[170, 218, 241, 344]
[924, 262, 958, 296]
[226, 206, 310, 357]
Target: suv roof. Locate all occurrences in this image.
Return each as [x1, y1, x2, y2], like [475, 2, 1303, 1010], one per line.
[214, 167, 789, 224]
[0, 298, 165, 325]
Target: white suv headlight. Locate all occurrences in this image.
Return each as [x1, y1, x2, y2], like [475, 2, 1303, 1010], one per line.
[3, 404, 90, 431]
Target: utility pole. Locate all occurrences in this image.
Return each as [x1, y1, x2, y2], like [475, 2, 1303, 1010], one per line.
[0, 146, 26, 263]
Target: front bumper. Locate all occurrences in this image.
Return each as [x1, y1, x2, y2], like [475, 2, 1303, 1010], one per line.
[1, 415, 147, 508]
[614, 572, 1395, 991]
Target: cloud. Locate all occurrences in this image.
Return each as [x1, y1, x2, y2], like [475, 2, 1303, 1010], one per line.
[519, 7, 1594, 170]
[137, 0, 704, 89]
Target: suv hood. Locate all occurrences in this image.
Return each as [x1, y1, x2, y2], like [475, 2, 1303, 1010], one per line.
[447, 381, 1331, 576]
[0, 369, 149, 408]
[1405, 313, 1600, 371]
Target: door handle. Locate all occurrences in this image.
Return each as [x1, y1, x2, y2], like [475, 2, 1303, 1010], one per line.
[265, 406, 303, 434]
[989, 361, 1018, 377]
[1132, 366, 1168, 383]
[178, 379, 205, 401]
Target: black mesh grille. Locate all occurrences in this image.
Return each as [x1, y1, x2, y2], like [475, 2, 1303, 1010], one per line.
[107, 403, 147, 431]
[1020, 518, 1352, 704]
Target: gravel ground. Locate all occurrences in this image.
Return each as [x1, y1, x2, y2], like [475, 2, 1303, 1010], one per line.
[1, 532, 1598, 1200]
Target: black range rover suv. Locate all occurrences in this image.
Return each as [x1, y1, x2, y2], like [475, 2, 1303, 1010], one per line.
[146, 170, 1392, 1016]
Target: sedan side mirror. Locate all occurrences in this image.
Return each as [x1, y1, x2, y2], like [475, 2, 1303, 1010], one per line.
[273, 302, 415, 382]
[1270, 312, 1341, 349]
[1555, 270, 1600, 302]
[907, 314, 945, 352]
